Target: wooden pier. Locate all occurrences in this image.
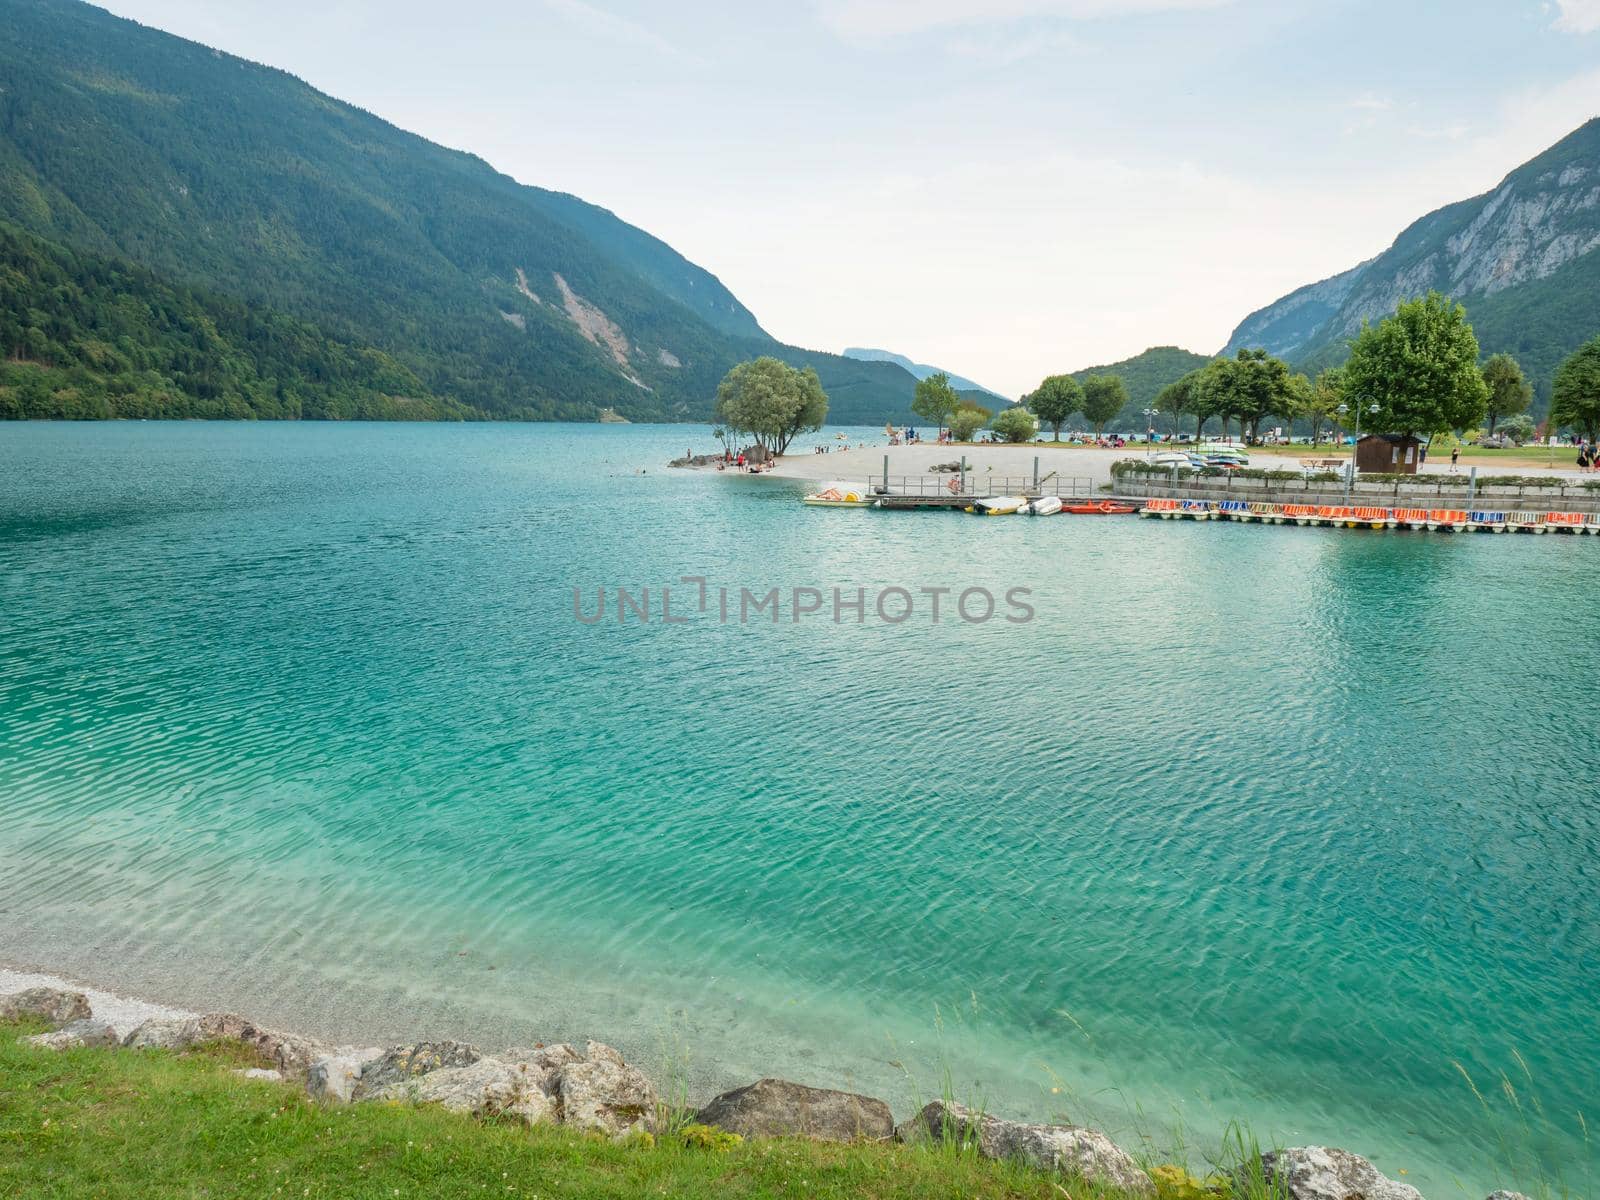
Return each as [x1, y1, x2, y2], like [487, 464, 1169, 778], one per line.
[859, 456, 1096, 510]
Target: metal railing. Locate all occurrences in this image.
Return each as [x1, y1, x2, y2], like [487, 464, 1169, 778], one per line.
[866, 473, 1096, 499]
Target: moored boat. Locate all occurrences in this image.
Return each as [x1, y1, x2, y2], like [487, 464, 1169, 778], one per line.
[1064, 500, 1136, 515]
[1141, 498, 1181, 519]
[1467, 510, 1508, 533]
[1542, 511, 1585, 533]
[1394, 507, 1431, 530]
[802, 481, 871, 507]
[1427, 509, 1469, 532]
[974, 495, 1028, 515]
[1026, 496, 1064, 516]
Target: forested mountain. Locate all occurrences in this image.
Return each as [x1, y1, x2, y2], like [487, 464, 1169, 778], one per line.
[1067, 346, 1213, 430]
[0, 223, 470, 419]
[842, 348, 1007, 400]
[0, 0, 919, 423]
[1221, 119, 1600, 410]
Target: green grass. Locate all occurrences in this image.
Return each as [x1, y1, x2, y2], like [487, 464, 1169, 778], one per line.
[0, 1019, 1169, 1200]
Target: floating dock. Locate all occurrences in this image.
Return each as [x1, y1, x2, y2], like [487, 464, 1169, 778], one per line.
[1139, 499, 1600, 533]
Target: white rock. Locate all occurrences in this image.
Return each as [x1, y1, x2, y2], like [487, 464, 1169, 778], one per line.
[554, 1048, 659, 1139]
[25, 1019, 120, 1050]
[896, 1101, 1153, 1197]
[123, 1017, 202, 1049]
[235, 1067, 285, 1082]
[374, 1057, 558, 1126]
[1247, 1146, 1422, 1200]
[352, 1041, 483, 1099]
[0, 987, 91, 1027]
[307, 1047, 385, 1103]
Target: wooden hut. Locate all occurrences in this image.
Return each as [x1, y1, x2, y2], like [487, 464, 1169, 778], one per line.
[1356, 433, 1423, 475]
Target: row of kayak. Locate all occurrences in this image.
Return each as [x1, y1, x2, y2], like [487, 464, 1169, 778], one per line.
[1142, 499, 1600, 533]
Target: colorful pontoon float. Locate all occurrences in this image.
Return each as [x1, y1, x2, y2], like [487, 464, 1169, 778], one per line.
[1139, 499, 1599, 535]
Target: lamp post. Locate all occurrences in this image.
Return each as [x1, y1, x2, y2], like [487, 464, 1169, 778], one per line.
[1338, 401, 1381, 482]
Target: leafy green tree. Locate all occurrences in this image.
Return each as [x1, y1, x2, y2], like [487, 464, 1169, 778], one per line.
[1080, 375, 1128, 436]
[1343, 292, 1488, 438]
[990, 406, 1038, 443]
[1155, 370, 1203, 437]
[1551, 334, 1600, 440]
[1024, 374, 1082, 440]
[911, 371, 960, 433]
[1196, 348, 1297, 443]
[1298, 368, 1344, 445]
[1479, 352, 1532, 436]
[713, 357, 829, 455]
[948, 401, 992, 442]
[1499, 412, 1536, 444]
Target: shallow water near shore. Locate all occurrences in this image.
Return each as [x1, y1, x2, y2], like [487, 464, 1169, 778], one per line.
[3, 421, 1597, 1196]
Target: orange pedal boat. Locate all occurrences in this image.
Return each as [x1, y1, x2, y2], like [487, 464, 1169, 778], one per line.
[1064, 500, 1137, 515]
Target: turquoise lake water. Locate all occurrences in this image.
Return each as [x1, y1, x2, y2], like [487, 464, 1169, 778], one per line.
[2, 422, 1597, 1195]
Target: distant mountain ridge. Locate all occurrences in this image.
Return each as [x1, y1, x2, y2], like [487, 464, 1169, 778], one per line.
[0, 0, 920, 423]
[1221, 118, 1600, 408]
[842, 348, 1007, 400]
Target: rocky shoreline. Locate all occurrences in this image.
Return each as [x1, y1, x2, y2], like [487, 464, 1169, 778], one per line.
[2, 977, 1526, 1200]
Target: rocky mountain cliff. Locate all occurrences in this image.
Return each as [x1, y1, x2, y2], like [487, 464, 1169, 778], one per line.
[1222, 118, 1600, 406]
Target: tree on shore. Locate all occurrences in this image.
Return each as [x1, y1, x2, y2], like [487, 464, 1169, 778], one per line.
[1024, 374, 1082, 441]
[1080, 375, 1127, 437]
[1155, 370, 1203, 437]
[1480, 353, 1532, 436]
[1297, 368, 1344, 445]
[1342, 293, 1487, 438]
[1551, 335, 1600, 440]
[1197, 348, 1297, 443]
[990, 406, 1037, 443]
[713, 357, 828, 455]
[948, 401, 992, 442]
[911, 371, 960, 434]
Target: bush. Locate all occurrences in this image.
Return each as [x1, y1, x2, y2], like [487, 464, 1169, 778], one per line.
[989, 407, 1038, 443]
[678, 1123, 743, 1152]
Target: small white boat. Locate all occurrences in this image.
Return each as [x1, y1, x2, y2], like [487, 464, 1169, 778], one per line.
[974, 495, 1028, 515]
[1150, 451, 1189, 468]
[802, 481, 870, 507]
[1026, 496, 1063, 516]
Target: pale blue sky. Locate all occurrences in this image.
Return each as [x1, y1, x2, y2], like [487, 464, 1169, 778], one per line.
[98, 0, 1600, 394]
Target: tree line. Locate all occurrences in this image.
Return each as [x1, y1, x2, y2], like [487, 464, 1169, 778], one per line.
[1025, 292, 1600, 446]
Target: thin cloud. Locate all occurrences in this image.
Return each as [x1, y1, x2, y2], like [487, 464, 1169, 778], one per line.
[540, 0, 686, 58]
[1550, 1, 1600, 33]
[815, 0, 1235, 41]
[946, 26, 1085, 66]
